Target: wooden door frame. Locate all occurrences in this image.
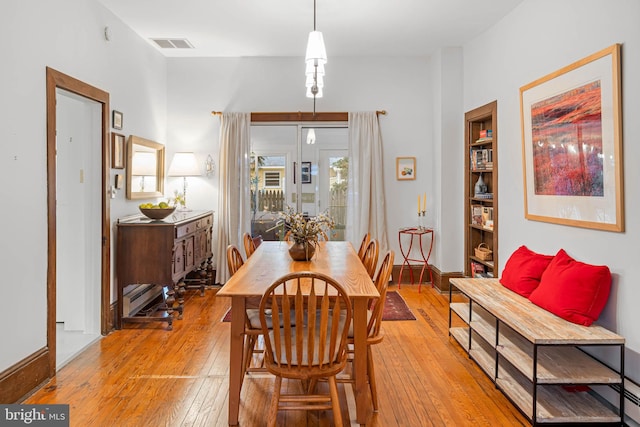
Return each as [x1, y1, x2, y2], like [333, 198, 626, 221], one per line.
[46, 67, 111, 375]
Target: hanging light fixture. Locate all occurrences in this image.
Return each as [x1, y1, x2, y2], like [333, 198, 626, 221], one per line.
[305, 0, 326, 113]
[306, 128, 316, 144]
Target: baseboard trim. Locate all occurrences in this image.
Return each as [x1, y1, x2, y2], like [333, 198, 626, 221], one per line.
[392, 264, 464, 293]
[109, 301, 117, 332]
[0, 347, 50, 403]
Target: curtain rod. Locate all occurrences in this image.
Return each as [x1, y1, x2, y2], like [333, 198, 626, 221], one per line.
[211, 110, 386, 116]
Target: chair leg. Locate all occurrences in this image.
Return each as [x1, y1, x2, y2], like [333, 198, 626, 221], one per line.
[307, 378, 317, 394]
[267, 375, 282, 427]
[242, 335, 253, 373]
[327, 376, 343, 427]
[367, 346, 379, 412]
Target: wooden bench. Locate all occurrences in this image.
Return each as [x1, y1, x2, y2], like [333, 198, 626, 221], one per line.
[449, 277, 625, 426]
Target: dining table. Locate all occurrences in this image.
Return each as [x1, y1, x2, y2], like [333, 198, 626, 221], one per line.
[217, 240, 379, 426]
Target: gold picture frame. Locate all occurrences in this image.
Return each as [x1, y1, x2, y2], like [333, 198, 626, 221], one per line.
[396, 157, 416, 180]
[520, 44, 623, 232]
[112, 110, 123, 130]
[111, 132, 125, 169]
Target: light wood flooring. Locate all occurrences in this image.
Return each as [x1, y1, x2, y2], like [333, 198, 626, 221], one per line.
[25, 284, 529, 426]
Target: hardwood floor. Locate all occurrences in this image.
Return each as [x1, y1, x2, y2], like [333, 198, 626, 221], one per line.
[25, 284, 529, 426]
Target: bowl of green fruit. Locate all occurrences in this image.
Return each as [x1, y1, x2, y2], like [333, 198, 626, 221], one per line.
[138, 202, 176, 220]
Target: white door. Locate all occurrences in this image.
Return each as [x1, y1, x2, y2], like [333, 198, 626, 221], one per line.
[55, 89, 101, 337]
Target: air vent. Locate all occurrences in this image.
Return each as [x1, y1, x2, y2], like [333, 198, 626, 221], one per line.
[151, 38, 194, 49]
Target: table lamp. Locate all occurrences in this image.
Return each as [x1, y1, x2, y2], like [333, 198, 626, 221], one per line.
[168, 152, 201, 210]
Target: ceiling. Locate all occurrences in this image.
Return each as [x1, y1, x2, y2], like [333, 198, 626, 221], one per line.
[98, 0, 524, 58]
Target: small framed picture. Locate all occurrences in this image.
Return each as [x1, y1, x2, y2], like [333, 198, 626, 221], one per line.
[111, 132, 125, 169]
[301, 161, 312, 184]
[112, 110, 123, 130]
[396, 157, 416, 180]
[115, 174, 123, 189]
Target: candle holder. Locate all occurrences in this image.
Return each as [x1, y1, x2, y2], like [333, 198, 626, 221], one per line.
[418, 211, 426, 230]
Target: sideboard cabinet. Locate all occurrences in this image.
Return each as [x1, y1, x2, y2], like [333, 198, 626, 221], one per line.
[116, 210, 214, 329]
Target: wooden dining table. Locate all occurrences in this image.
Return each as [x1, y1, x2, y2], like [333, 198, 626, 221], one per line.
[217, 240, 379, 426]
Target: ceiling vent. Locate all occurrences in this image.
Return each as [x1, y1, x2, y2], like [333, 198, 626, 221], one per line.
[151, 38, 194, 49]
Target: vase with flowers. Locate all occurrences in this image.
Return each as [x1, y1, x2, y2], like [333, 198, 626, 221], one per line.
[280, 206, 335, 261]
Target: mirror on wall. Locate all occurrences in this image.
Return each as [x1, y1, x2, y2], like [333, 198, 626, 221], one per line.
[126, 135, 165, 199]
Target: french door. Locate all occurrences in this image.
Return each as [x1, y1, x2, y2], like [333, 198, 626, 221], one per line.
[250, 124, 348, 240]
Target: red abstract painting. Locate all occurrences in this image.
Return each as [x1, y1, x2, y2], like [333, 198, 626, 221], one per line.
[530, 80, 603, 197]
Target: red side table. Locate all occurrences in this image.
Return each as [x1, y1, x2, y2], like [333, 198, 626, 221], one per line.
[398, 227, 434, 292]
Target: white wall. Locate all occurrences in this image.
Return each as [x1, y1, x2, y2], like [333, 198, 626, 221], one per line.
[166, 56, 434, 267]
[431, 48, 464, 272]
[0, 0, 167, 371]
[463, 0, 640, 378]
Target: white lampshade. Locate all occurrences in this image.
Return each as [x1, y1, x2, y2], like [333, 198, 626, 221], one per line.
[305, 31, 327, 64]
[168, 152, 201, 177]
[306, 128, 316, 145]
[306, 74, 324, 88]
[305, 61, 325, 76]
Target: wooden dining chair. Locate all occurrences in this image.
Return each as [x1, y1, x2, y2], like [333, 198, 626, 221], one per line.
[227, 245, 244, 276]
[226, 245, 265, 374]
[243, 232, 256, 258]
[259, 271, 352, 427]
[361, 239, 379, 279]
[357, 233, 371, 260]
[348, 250, 394, 412]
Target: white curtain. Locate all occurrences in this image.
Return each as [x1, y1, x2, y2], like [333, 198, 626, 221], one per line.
[214, 112, 251, 284]
[346, 112, 389, 256]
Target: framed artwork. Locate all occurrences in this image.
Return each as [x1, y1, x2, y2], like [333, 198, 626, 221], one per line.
[112, 110, 123, 130]
[396, 157, 416, 180]
[520, 44, 623, 232]
[293, 161, 312, 184]
[301, 161, 312, 184]
[111, 132, 125, 169]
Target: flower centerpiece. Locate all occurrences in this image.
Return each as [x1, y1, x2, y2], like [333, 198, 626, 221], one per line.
[280, 206, 335, 261]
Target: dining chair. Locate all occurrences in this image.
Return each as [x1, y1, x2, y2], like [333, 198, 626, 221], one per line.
[357, 233, 371, 260]
[361, 239, 379, 279]
[348, 250, 394, 412]
[259, 271, 352, 427]
[226, 245, 265, 374]
[243, 232, 256, 258]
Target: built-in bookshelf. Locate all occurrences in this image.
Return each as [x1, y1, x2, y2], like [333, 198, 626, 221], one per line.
[464, 101, 498, 278]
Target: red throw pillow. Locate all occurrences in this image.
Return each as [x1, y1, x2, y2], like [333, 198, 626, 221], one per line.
[528, 249, 611, 326]
[499, 245, 554, 297]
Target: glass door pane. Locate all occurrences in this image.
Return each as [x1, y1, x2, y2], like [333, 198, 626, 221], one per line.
[250, 125, 296, 241]
[301, 127, 348, 240]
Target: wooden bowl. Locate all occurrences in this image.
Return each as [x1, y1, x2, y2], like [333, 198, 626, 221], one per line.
[139, 207, 176, 220]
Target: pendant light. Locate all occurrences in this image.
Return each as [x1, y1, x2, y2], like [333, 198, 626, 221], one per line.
[305, 0, 326, 113]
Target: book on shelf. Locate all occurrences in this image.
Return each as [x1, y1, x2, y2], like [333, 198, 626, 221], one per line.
[470, 261, 493, 278]
[470, 261, 489, 278]
[482, 206, 494, 229]
[470, 148, 493, 170]
[471, 204, 483, 226]
[475, 137, 493, 144]
[475, 193, 493, 199]
[479, 129, 493, 139]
